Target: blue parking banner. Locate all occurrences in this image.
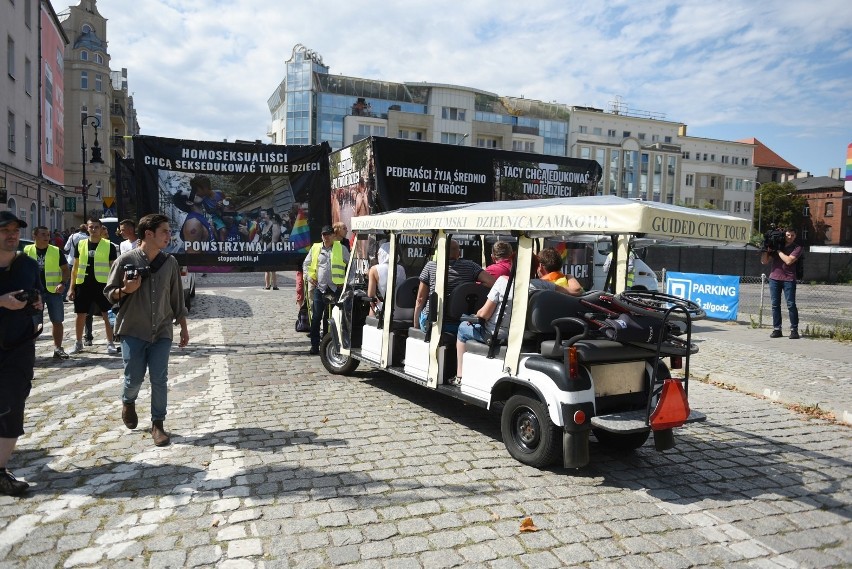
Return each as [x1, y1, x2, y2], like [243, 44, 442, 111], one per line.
[666, 272, 740, 321]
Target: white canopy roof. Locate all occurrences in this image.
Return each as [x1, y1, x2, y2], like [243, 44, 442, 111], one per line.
[351, 196, 752, 246]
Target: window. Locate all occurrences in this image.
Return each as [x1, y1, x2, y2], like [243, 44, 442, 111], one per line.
[580, 146, 591, 159]
[607, 129, 616, 137]
[638, 133, 646, 140]
[82, 24, 93, 33]
[825, 202, 834, 217]
[441, 107, 466, 121]
[683, 152, 690, 160]
[578, 126, 587, 134]
[735, 179, 743, 191]
[732, 156, 739, 165]
[592, 127, 602, 136]
[7, 111, 15, 152]
[703, 153, 708, 161]
[80, 105, 88, 123]
[803, 205, 810, 217]
[81, 70, 88, 89]
[512, 140, 535, 152]
[95, 107, 102, 124]
[440, 132, 465, 145]
[95, 53, 103, 64]
[651, 134, 659, 142]
[477, 137, 499, 148]
[80, 50, 88, 61]
[744, 202, 751, 214]
[24, 122, 31, 160]
[398, 129, 423, 141]
[710, 154, 715, 161]
[685, 174, 694, 186]
[734, 201, 741, 213]
[722, 155, 729, 163]
[24, 0, 32, 28]
[622, 131, 631, 137]
[684, 197, 693, 206]
[723, 200, 731, 212]
[24, 57, 31, 95]
[95, 74, 103, 92]
[700, 175, 708, 187]
[710, 176, 716, 188]
[724, 177, 732, 190]
[664, 136, 672, 143]
[7, 36, 14, 78]
[742, 158, 748, 166]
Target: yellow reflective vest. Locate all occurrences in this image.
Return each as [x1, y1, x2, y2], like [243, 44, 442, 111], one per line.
[307, 241, 346, 286]
[75, 239, 112, 284]
[24, 243, 63, 292]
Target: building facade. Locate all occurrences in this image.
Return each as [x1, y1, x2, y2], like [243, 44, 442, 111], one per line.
[267, 45, 765, 222]
[791, 174, 852, 246]
[2, 0, 69, 236]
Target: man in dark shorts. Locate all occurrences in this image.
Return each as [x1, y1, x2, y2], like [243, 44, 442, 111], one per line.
[68, 217, 118, 355]
[0, 211, 43, 496]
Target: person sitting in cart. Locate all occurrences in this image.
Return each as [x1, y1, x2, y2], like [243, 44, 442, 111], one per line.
[414, 239, 495, 334]
[484, 241, 514, 278]
[451, 260, 572, 385]
[366, 242, 406, 317]
[537, 248, 584, 295]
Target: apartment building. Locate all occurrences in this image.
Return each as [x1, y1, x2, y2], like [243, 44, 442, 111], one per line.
[791, 173, 851, 246]
[2, 0, 68, 235]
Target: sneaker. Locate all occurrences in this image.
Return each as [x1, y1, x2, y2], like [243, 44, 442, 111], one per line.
[107, 343, 119, 355]
[69, 341, 84, 355]
[769, 330, 783, 338]
[789, 329, 800, 339]
[0, 469, 29, 496]
[272, 286, 279, 290]
[53, 348, 70, 360]
[83, 338, 93, 347]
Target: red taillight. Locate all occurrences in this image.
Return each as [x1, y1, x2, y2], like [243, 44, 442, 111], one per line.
[572, 410, 586, 425]
[567, 346, 579, 380]
[670, 356, 682, 369]
[650, 378, 690, 430]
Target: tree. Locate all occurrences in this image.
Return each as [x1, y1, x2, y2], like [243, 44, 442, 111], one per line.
[754, 181, 806, 237]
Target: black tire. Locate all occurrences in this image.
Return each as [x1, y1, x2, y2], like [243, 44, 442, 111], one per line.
[612, 290, 705, 321]
[500, 394, 561, 468]
[592, 428, 650, 451]
[320, 333, 359, 375]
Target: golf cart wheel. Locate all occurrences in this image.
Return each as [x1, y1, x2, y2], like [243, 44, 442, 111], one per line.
[320, 333, 359, 375]
[592, 428, 650, 451]
[612, 290, 705, 321]
[500, 394, 560, 468]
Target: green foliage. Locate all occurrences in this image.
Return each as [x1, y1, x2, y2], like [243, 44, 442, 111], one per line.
[803, 322, 852, 341]
[755, 181, 806, 234]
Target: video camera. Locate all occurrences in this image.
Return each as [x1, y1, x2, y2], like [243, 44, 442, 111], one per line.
[762, 229, 785, 252]
[13, 289, 41, 315]
[123, 264, 151, 281]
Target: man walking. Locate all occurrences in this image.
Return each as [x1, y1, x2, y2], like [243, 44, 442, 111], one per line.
[24, 226, 71, 359]
[302, 225, 349, 355]
[0, 211, 43, 496]
[118, 219, 138, 254]
[104, 214, 189, 446]
[68, 217, 118, 354]
[62, 224, 88, 302]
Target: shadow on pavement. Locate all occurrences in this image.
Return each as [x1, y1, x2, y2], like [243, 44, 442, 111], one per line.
[176, 428, 346, 452]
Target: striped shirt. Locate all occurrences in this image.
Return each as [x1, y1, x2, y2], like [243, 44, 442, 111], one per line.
[418, 259, 483, 315]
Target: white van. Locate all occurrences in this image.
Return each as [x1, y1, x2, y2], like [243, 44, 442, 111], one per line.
[320, 196, 751, 469]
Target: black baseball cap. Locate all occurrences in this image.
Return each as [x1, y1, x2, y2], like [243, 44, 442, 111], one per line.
[321, 225, 334, 234]
[0, 211, 27, 228]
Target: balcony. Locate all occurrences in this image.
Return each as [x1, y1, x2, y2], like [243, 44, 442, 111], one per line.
[512, 125, 539, 136]
[111, 104, 125, 117]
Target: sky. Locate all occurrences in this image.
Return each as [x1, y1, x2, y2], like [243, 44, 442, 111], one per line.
[54, 0, 852, 178]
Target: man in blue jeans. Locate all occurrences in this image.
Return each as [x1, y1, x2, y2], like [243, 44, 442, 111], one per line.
[104, 214, 189, 446]
[760, 228, 802, 339]
[303, 225, 350, 355]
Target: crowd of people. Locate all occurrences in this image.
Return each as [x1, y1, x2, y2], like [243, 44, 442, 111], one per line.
[0, 211, 189, 496]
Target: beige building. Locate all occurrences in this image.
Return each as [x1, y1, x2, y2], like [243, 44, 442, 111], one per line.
[59, 0, 138, 224]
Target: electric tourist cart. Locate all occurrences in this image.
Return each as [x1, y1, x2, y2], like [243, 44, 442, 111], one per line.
[320, 196, 752, 469]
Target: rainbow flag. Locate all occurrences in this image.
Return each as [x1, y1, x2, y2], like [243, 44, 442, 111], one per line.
[289, 208, 311, 252]
[846, 143, 852, 193]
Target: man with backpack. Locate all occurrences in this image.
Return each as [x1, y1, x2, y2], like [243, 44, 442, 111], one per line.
[760, 228, 802, 339]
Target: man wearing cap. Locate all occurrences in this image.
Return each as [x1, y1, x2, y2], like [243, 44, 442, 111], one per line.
[302, 225, 350, 355]
[24, 226, 71, 359]
[0, 211, 43, 496]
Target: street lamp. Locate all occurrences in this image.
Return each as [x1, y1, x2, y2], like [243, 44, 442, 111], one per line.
[80, 115, 104, 222]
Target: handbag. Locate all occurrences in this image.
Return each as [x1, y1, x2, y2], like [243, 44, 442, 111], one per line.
[295, 304, 310, 332]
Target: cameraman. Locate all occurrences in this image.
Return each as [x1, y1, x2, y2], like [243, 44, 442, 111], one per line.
[760, 228, 802, 339]
[104, 214, 189, 446]
[0, 211, 42, 496]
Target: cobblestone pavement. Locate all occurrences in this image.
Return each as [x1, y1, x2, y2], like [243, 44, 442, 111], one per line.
[0, 273, 849, 568]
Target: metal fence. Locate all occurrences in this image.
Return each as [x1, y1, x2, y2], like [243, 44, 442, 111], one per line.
[655, 273, 852, 330]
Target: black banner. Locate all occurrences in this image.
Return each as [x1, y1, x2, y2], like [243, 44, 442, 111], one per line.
[132, 136, 331, 270]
